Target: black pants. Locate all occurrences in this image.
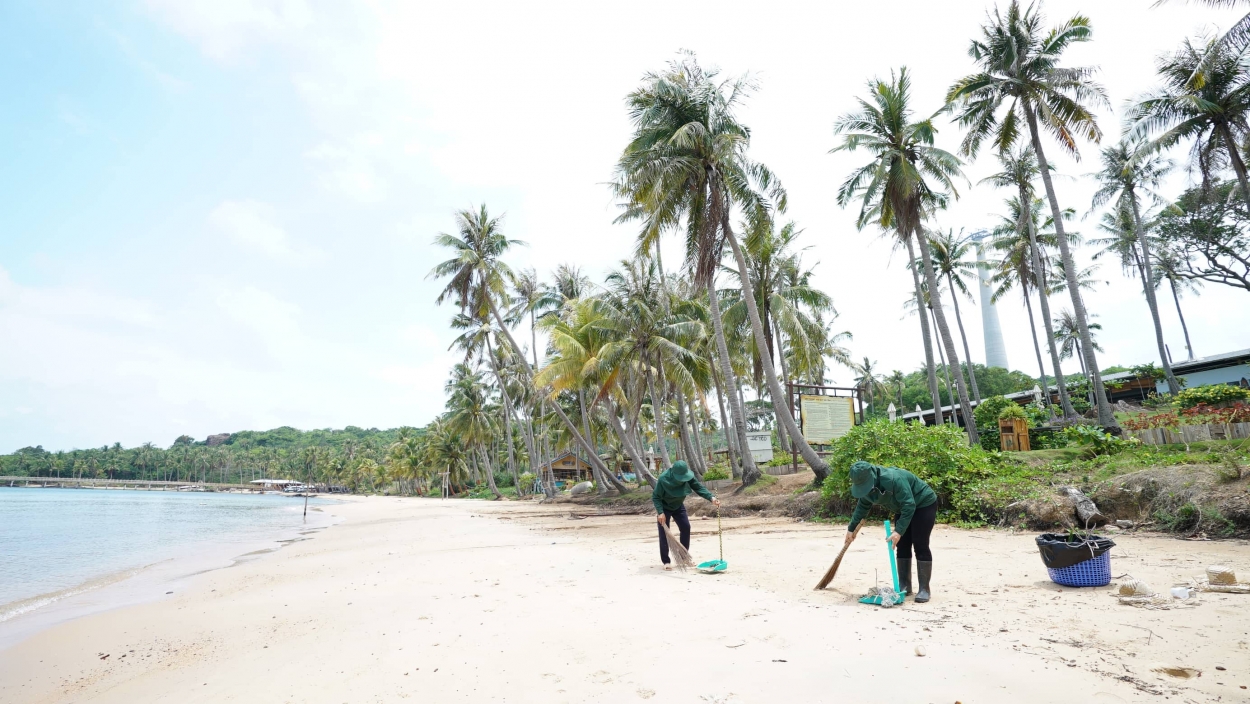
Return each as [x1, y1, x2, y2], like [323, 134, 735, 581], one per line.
[895, 502, 937, 562]
[657, 504, 691, 564]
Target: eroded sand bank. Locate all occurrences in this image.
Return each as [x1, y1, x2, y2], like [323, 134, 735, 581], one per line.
[1, 496, 1246, 703]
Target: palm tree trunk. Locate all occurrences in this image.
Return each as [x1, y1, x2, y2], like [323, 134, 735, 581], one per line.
[710, 350, 740, 479]
[1128, 195, 1181, 394]
[723, 218, 832, 480]
[1168, 276, 1194, 360]
[674, 387, 701, 477]
[605, 398, 657, 488]
[905, 236, 944, 423]
[928, 304, 956, 411]
[579, 388, 609, 494]
[488, 300, 628, 492]
[1023, 103, 1116, 428]
[485, 339, 521, 492]
[945, 272, 981, 403]
[1218, 123, 1250, 207]
[478, 445, 503, 499]
[645, 364, 673, 468]
[705, 277, 761, 484]
[689, 396, 708, 471]
[913, 229, 979, 442]
[1022, 289, 1055, 421]
[771, 318, 796, 453]
[1018, 187, 1079, 420]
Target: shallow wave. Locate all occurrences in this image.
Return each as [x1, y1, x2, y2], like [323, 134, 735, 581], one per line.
[0, 562, 160, 624]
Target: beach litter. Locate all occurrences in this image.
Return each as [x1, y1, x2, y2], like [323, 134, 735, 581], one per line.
[1109, 576, 1198, 609]
[1193, 565, 1250, 594]
[859, 520, 906, 607]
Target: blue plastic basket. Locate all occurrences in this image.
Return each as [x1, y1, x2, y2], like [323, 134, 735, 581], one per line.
[1046, 550, 1111, 587]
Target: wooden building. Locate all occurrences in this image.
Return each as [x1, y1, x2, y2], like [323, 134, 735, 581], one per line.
[539, 452, 593, 484]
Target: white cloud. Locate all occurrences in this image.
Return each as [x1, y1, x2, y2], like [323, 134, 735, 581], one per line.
[209, 200, 324, 262]
[143, 0, 313, 62]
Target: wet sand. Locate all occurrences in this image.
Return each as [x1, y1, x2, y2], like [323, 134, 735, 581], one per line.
[1, 496, 1246, 703]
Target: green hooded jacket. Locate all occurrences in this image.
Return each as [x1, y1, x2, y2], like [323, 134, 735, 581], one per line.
[846, 461, 937, 536]
[651, 461, 715, 514]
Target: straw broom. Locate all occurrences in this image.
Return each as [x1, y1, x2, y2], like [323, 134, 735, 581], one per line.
[660, 520, 696, 572]
[814, 524, 861, 590]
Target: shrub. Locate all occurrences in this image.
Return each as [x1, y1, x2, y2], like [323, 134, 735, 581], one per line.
[702, 464, 730, 481]
[998, 404, 1030, 425]
[974, 395, 1014, 429]
[1174, 384, 1250, 409]
[518, 472, 536, 490]
[819, 419, 996, 519]
[1062, 424, 1135, 457]
[493, 471, 515, 488]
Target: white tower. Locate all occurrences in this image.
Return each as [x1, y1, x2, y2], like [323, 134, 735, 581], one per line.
[970, 229, 1009, 370]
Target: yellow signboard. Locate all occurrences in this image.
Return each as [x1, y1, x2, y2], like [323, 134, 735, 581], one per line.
[800, 395, 855, 443]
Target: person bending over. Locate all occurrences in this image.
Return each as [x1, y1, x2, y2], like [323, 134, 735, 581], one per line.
[651, 460, 721, 570]
[843, 460, 938, 602]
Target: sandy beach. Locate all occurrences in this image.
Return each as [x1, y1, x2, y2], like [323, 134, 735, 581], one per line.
[1, 496, 1247, 703]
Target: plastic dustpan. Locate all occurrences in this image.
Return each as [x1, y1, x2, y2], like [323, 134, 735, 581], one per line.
[699, 508, 727, 574]
[859, 520, 906, 606]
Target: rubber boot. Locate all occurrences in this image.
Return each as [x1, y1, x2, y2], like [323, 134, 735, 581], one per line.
[897, 558, 913, 596]
[915, 561, 932, 603]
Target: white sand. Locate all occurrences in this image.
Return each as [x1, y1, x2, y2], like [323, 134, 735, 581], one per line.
[1, 496, 1247, 703]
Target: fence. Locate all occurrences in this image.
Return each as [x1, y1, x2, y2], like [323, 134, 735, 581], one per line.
[1128, 422, 1250, 445]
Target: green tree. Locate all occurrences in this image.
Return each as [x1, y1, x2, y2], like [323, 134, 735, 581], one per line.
[1128, 34, 1250, 205]
[833, 67, 978, 442]
[429, 206, 622, 490]
[926, 228, 983, 402]
[613, 53, 824, 484]
[1089, 138, 1182, 395]
[947, 0, 1117, 428]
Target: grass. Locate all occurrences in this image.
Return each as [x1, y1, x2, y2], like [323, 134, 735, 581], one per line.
[739, 472, 778, 496]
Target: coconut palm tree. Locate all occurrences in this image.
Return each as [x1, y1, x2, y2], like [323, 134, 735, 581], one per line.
[834, 67, 978, 442]
[947, 0, 1117, 429]
[850, 357, 888, 416]
[1090, 138, 1182, 393]
[980, 146, 1079, 419]
[720, 219, 835, 450]
[1153, 246, 1201, 359]
[1053, 309, 1104, 382]
[430, 205, 622, 490]
[1128, 34, 1250, 206]
[926, 228, 983, 402]
[613, 53, 831, 484]
[1157, 1, 1250, 85]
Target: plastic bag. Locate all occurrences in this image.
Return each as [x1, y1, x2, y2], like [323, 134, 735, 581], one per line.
[1035, 533, 1115, 569]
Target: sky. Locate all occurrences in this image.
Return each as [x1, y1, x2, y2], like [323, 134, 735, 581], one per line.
[1, 0, 1248, 454]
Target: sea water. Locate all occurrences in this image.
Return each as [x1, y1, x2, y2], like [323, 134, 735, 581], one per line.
[0, 488, 332, 642]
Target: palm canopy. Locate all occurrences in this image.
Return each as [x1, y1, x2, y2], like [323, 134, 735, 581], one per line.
[720, 219, 835, 388]
[1126, 35, 1250, 200]
[833, 67, 963, 236]
[926, 228, 978, 300]
[612, 51, 785, 287]
[430, 206, 526, 316]
[946, 0, 1107, 159]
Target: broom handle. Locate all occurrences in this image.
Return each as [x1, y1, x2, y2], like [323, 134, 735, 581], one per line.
[885, 519, 900, 594]
[717, 506, 723, 562]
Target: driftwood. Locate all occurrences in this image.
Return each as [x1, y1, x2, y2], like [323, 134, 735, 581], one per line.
[1058, 486, 1107, 528]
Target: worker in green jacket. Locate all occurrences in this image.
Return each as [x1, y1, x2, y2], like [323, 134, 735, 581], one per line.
[652, 460, 720, 570]
[843, 460, 939, 602]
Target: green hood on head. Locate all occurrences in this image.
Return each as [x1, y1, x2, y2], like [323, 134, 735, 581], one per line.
[849, 461, 882, 500]
[665, 460, 693, 484]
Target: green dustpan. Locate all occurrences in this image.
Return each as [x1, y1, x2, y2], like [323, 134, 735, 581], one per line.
[859, 520, 906, 606]
[698, 508, 727, 573]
